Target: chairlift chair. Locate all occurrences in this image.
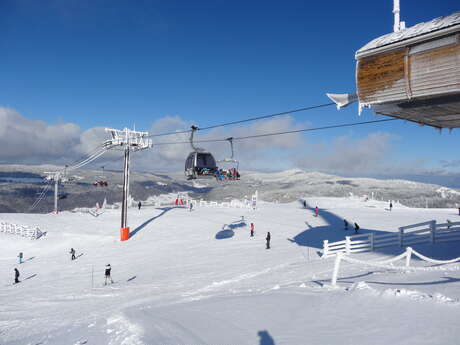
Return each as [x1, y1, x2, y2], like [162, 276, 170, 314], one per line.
[93, 166, 108, 187]
[58, 193, 68, 200]
[184, 126, 219, 180]
[216, 137, 240, 181]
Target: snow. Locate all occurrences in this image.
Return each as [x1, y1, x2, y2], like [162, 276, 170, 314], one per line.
[357, 11, 460, 55]
[436, 187, 460, 199]
[1, 196, 460, 344]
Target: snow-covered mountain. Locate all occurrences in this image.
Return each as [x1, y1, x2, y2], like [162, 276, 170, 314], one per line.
[1, 165, 460, 213]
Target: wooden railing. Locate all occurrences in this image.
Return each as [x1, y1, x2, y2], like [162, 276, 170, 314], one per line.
[323, 220, 460, 258]
[0, 221, 44, 240]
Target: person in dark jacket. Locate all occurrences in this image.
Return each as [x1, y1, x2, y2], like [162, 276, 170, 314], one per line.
[18, 252, 23, 264]
[69, 248, 76, 261]
[104, 264, 114, 285]
[250, 223, 255, 237]
[354, 222, 360, 234]
[344, 219, 348, 230]
[266, 232, 271, 249]
[138, 201, 142, 210]
[14, 268, 20, 284]
[389, 201, 393, 211]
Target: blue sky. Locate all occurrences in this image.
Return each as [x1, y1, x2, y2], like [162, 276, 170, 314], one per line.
[1, 0, 459, 181]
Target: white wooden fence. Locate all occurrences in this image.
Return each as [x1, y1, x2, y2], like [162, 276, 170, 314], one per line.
[330, 246, 460, 287]
[0, 221, 44, 240]
[323, 220, 460, 258]
[187, 199, 252, 209]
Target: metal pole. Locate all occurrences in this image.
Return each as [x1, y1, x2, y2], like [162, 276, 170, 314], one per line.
[54, 175, 58, 214]
[121, 146, 130, 229]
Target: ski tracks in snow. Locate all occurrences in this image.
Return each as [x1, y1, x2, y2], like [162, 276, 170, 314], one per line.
[346, 281, 460, 305]
[106, 313, 145, 345]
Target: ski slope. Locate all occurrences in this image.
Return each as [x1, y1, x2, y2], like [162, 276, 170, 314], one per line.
[1, 197, 460, 345]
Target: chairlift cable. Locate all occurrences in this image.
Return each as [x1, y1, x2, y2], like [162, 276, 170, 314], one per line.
[65, 144, 106, 170]
[152, 118, 399, 146]
[30, 182, 52, 210]
[146, 102, 336, 138]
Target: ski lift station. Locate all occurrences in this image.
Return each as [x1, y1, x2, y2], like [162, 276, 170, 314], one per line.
[329, 1, 460, 129]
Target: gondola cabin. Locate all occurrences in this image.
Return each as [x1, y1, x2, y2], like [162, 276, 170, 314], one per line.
[185, 151, 218, 180]
[356, 10, 460, 129]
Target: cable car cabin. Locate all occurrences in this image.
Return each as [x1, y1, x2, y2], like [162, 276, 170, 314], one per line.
[185, 152, 218, 180]
[356, 11, 460, 129]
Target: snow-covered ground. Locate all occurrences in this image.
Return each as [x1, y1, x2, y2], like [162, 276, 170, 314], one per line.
[1, 197, 460, 345]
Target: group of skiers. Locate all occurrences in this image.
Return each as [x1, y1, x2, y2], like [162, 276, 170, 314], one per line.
[343, 219, 360, 234]
[306, 201, 399, 234]
[247, 222, 271, 249]
[13, 252, 23, 284]
[12, 249, 113, 285]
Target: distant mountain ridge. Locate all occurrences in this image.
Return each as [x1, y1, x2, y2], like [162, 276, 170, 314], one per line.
[1, 165, 460, 213]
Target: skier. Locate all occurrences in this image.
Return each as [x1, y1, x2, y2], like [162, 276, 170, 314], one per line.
[104, 264, 114, 285]
[138, 201, 142, 210]
[344, 219, 348, 230]
[18, 252, 23, 264]
[69, 248, 76, 261]
[354, 222, 360, 234]
[250, 223, 255, 237]
[389, 201, 393, 211]
[303, 200, 307, 209]
[189, 202, 193, 212]
[14, 268, 20, 284]
[315, 206, 319, 217]
[447, 219, 452, 230]
[266, 232, 271, 249]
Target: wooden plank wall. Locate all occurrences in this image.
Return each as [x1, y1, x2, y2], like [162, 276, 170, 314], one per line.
[357, 49, 407, 104]
[357, 39, 460, 105]
[410, 43, 460, 99]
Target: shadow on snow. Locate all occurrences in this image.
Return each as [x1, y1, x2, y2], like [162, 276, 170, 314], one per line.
[130, 207, 175, 237]
[215, 229, 235, 239]
[289, 202, 460, 259]
[258, 330, 275, 345]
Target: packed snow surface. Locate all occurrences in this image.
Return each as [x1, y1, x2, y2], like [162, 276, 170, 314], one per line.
[1, 197, 460, 344]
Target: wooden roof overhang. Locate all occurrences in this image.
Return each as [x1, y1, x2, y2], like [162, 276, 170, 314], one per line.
[355, 12, 460, 129]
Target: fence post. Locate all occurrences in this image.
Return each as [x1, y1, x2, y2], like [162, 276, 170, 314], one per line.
[405, 247, 412, 267]
[323, 240, 329, 258]
[430, 220, 436, 244]
[370, 233, 374, 252]
[399, 228, 404, 247]
[331, 252, 343, 287]
[345, 236, 351, 254]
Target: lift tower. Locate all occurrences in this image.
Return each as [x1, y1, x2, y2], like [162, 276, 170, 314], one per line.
[104, 127, 152, 241]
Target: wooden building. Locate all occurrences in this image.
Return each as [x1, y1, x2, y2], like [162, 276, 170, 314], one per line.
[355, 11, 460, 129]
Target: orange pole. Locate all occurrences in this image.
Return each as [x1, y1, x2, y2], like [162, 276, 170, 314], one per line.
[120, 227, 130, 241]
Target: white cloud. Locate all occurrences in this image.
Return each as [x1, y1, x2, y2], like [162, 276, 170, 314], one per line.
[137, 115, 306, 172]
[296, 132, 397, 174]
[0, 107, 81, 163]
[0, 107, 401, 176]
